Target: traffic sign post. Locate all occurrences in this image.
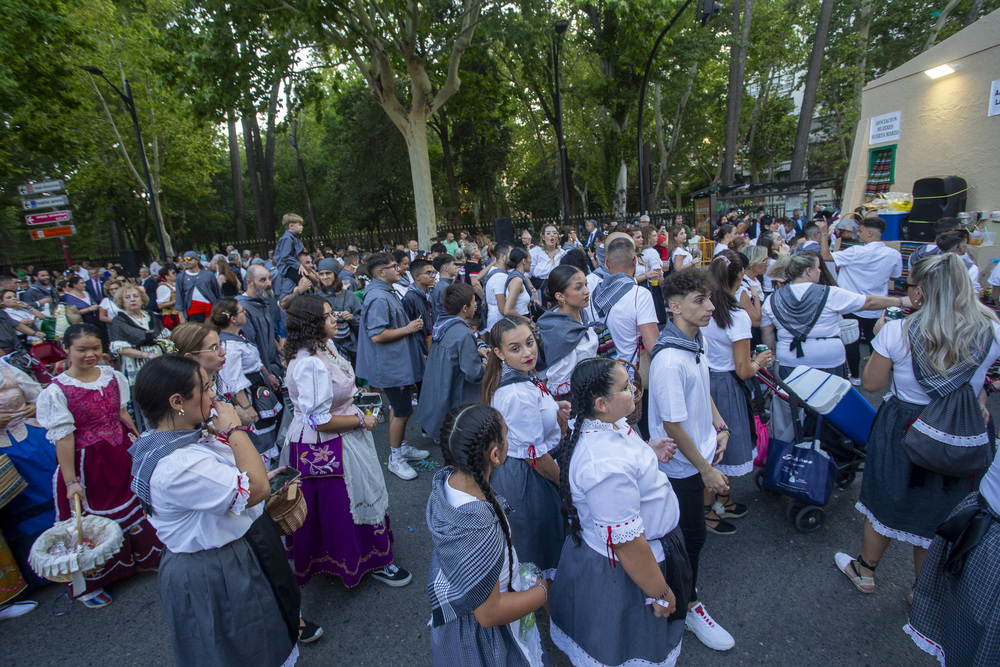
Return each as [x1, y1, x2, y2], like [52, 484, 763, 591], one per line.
[25, 210, 73, 226]
[22, 195, 70, 210]
[17, 179, 66, 196]
[29, 225, 76, 240]
[18, 179, 72, 266]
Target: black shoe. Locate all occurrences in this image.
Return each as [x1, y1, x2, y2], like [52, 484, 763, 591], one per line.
[298, 619, 324, 644]
[713, 499, 749, 519]
[370, 563, 413, 587]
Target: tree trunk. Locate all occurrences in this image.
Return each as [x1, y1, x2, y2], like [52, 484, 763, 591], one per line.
[964, 0, 986, 27]
[242, 114, 266, 239]
[654, 65, 697, 207]
[404, 112, 438, 249]
[228, 113, 247, 243]
[431, 112, 462, 224]
[288, 118, 319, 237]
[722, 0, 754, 185]
[925, 0, 962, 50]
[613, 159, 628, 218]
[260, 77, 280, 241]
[789, 0, 834, 181]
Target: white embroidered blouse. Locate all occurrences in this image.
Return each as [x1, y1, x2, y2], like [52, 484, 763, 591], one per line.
[569, 418, 680, 563]
[148, 434, 262, 553]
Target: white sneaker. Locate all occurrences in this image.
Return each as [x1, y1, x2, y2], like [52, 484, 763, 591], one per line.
[850, 376, 861, 387]
[399, 442, 429, 461]
[387, 456, 417, 480]
[685, 602, 735, 651]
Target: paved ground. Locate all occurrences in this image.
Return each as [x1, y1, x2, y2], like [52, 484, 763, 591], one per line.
[6, 379, 975, 666]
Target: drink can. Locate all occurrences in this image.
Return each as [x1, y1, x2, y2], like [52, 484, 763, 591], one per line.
[885, 306, 904, 320]
[754, 344, 769, 356]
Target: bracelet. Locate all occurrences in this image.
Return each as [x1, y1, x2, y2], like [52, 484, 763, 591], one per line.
[898, 296, 903, 307]
[534, 580, 549, 603]
[751, 359, 761, 370]
[715, 423, 729, 433]
[218, 425, 252, 443]
[356, 412, 365, 430]
[64, 478, 80, 486]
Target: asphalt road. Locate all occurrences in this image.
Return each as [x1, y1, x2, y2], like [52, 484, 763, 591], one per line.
[6, 382, 975, 666]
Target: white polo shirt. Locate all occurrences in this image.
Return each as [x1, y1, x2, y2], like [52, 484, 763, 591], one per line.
[832, 241, 902, 318]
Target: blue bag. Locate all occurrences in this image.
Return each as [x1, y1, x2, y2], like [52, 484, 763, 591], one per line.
[762, 416, 838, 507]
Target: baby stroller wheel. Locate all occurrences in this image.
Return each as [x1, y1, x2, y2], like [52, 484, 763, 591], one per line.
[835, 470, 856, 489]
[795, 506, 825, 533]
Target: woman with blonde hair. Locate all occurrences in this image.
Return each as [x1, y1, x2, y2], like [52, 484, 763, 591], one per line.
[108, 283, 169, 432]
[836, 254, 1000, 600]
[737, 245, 768, 327]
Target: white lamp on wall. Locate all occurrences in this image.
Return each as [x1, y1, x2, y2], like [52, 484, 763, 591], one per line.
[924, 64, 956, 79]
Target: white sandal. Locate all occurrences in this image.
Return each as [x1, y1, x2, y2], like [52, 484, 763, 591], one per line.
[835, 552, 875, 594]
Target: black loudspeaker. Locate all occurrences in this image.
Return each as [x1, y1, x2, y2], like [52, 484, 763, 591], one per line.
[494, 217, 515, 245]
[120, 249, 142, 278]
[902, 176, 967, 242]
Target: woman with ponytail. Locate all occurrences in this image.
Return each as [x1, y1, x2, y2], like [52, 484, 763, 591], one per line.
[550, 357, 690, 666]
[713, 224, 737, 257]
[426, 404, 549, 666]
[481, 315, 569, 576]
[702, 251, 772, 534]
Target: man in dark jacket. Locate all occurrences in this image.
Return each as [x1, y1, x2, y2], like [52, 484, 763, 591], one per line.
[236, 264, 283, 391]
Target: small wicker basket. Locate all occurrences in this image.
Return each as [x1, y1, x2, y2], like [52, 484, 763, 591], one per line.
[265, 484, 308, 535]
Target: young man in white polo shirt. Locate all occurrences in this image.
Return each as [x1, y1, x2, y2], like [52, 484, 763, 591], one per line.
[817, 216, 902, 383]
[648, 268, 735, 652]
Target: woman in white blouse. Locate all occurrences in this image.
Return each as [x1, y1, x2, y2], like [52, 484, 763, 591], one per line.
[128, 355, 300, 666]
[550, 357, 689, 666]
[108, 283, 168, 433]
[537, 266, 598, 402]
[482, 315, 570, 577]
[529, 223, 566, 305]
[761, 251, 907, 378]
[668, 225, 694, 271]
[211, 298, 283, 457]
[282, 295, 411, 589]
[500, 247, 539, 318]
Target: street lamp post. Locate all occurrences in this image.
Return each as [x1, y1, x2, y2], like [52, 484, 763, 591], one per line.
[553, 19, 571, 229]
[80, 66, 169, 264]
[637, 0, 723, 216]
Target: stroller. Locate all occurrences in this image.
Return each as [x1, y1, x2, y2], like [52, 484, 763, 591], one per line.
[754, 365, 873, 532]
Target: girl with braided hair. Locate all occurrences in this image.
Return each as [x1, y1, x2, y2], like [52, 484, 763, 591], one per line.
[426, 404, 550, 666]
[550, 357, 690, 667]
[481, 315, 570, 577]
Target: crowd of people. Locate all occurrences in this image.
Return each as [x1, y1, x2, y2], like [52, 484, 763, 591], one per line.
[0, 208, 998, 667]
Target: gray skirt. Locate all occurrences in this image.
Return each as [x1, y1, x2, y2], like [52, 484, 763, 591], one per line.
[430, 613, 531, 667]
[159, 535, 296, 667]
[905, 493, 1000, 666]
[857, 396, 983, 547]
[550, 528, 689, 666]
[490, 456, 564, 574]
[709, 370, 755, 476]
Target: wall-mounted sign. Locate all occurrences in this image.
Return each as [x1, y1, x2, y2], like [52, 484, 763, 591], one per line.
[989, 79, 1000, 117]
[869, 110, 902, 145]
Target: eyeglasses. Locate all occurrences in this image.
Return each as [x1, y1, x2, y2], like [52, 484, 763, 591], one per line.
[905, 283, 919, 289]
[418, 270, 436, 277]
[378, 264, 399, 272]
[613, 380, 636, 400]
[192, 344, 225, 356]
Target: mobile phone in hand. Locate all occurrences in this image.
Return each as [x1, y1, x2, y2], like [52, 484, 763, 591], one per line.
[269, 467, 302, 495]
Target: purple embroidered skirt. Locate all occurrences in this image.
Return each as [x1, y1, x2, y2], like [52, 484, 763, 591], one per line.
[284, 437, 393, 588]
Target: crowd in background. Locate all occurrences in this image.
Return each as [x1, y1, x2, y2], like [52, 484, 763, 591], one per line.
[0, 207, 998, 667]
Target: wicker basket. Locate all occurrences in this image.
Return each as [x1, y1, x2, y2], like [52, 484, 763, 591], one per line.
[0, 453, 28, 510]
[265, 484, 308, 536]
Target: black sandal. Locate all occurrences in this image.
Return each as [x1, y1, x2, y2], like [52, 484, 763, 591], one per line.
[714, 492, 748, 519]
[704, 504, 736, 535]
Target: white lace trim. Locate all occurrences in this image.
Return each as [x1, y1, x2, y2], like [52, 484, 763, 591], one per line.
[52, 366, 115, 389]
[911, 419, 989, 447]
[855, 502, 932, 548]
[550, 621, 681, 667]
[46, 424, 76, 442]
[903, 623, 946, 667]
[595, 515, 645, 545]
[715, 459, 754, 476]
[307, 413, 334, 429]
[230, 471, 252, 515]
[280, 644, 299, 667]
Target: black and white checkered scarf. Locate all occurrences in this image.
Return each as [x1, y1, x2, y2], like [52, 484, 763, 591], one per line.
[129, 428, 204, 515]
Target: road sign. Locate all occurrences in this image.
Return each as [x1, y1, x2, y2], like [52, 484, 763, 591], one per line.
[17, 179, 65, 196]
[21, 195, 69, 210]
[25, 210, 73, 226]
[30, 225, 76, 240]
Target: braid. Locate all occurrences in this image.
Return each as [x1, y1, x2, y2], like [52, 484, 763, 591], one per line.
[440, 403, 514, 590]
[471, 466, 515, 591]
[557, 357, 618, 546]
